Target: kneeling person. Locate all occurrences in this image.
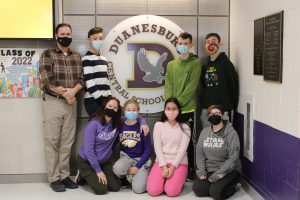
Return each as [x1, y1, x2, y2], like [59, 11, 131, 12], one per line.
[113, 99, 152, 194]
[193, 105, 242, 200]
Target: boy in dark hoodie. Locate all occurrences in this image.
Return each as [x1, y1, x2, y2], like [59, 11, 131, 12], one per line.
[200, 33, 239, 128]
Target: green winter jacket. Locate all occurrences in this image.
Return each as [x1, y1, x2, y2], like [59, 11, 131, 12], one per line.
[164, 53, 202, 113]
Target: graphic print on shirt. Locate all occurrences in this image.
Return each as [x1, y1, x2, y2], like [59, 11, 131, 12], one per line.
[205, 66, 218, 87]
[203, 137, 224, 148]
[97, 128, 117, 140]
[119, 130, 141, 148]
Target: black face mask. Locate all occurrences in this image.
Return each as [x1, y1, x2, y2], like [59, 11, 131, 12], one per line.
[104, 108, 117, 118]
[208, 114, 222, 125]
[57, 37, 72, 47]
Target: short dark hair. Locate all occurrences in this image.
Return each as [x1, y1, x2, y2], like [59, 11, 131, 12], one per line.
[179, 32, 193, 43]
[206, 104, 224, 116]
[88, 27, 103, 38]
[205, 33, 221, 43]
[55, 23, 72, 34]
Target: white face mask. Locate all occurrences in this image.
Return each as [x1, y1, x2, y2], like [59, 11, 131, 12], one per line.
[92, 40, 103, 52]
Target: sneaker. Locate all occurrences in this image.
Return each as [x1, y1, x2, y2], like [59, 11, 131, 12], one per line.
[75, 171, 86, 186]
[186, 169, 196, 182]
[126, 174, 133, 184]
[50, 180, 66, 192]
[61, 177, 78, 189]
[120, 177, 132, 189]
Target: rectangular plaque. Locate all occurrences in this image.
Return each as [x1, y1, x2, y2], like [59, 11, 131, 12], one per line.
[263, 11, 283, 82]
[254, 18, 264, 75]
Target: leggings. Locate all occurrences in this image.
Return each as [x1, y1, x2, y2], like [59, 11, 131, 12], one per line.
[146, 162, 188, 197]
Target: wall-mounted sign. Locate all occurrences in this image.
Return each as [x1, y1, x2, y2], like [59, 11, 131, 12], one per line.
[102, 15, 183, 113]
[0, 48, 42, 97]
[263, 11, 283, 82]
[253, 17, 264, 75]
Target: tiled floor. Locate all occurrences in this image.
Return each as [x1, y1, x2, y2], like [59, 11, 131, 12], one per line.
[0, 181, 263, 200]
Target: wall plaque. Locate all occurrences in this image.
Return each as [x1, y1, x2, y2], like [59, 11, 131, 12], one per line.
[263, 11, 283, 82]
[254, 18, 264, 75]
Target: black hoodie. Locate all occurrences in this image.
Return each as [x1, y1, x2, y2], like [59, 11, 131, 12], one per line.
[201, 52, 239, 111]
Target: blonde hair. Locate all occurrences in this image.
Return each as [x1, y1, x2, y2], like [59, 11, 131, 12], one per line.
[123, 99, 140, 111]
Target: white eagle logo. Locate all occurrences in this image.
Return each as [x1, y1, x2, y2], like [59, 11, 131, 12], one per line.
[137, 48, 167, 84]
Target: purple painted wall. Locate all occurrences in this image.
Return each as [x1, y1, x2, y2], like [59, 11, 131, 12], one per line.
[234, 113, 300, 200]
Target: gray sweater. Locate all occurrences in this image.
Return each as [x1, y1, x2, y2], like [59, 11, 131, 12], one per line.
[196, 121, 242, 182]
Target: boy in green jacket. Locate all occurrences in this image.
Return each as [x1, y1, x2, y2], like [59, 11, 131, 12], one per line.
[164, 32, 202, 181]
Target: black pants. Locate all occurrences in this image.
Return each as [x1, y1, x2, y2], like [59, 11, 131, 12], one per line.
[77, 155, 120, 195]
[84, 97, 107, 117]
[181, 112, 195, 176]
[193, 171, 241, 200]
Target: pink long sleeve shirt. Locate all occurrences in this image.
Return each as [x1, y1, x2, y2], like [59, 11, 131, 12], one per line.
[153, 121, 191, 168]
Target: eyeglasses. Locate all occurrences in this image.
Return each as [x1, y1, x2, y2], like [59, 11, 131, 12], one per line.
[208, 112, 221, 117]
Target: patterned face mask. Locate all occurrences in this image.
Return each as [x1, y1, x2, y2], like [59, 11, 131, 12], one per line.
[205, 42, 220, 55]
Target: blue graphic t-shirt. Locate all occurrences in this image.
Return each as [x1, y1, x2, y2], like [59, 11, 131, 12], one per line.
[119, 122, 151, 168]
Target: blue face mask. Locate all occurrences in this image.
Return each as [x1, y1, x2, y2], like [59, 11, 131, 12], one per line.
[92, 40, 103, 52]
[125, 111, 138, 121]
[177, 45, 189, 54]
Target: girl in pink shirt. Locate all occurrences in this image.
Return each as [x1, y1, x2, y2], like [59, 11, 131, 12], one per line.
[147, 97, 191, 197]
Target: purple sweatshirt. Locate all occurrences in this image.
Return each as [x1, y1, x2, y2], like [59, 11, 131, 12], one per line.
[78, 117, 147, 173]
[79, 119, 118, 173]
[119, 122, 151, 168]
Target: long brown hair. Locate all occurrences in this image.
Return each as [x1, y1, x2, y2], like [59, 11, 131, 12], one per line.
[92, 96, 122, 131]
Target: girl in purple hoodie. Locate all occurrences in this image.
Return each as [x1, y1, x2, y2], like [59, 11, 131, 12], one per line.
[77, 96, 122, 194]
[76, 96, 148, 195]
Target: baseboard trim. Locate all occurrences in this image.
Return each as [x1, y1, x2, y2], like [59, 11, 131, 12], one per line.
[0, 173, 268, 200]
[241, 178, 265, 200]
[0, 174, 48, 184]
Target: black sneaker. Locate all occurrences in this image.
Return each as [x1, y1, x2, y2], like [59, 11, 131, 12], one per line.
[61, 177, 78, 189]
[120, 177, 132, 189]
[50, 180, 66, 192]
[186, 169, 196, 182]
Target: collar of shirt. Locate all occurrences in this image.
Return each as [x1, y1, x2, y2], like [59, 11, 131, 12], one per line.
[54, 45, 73, 55]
